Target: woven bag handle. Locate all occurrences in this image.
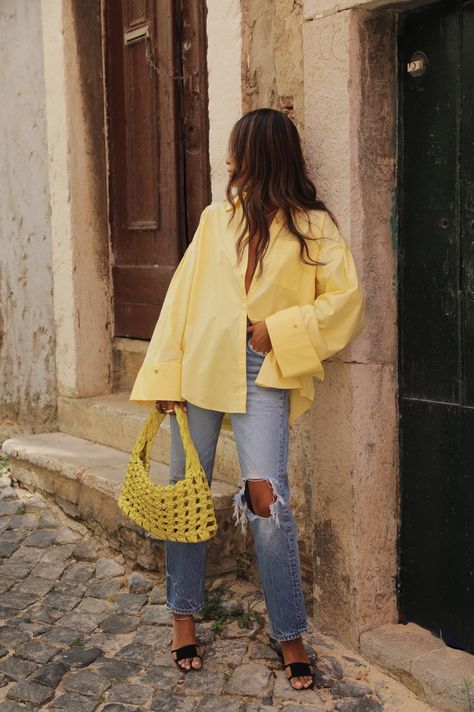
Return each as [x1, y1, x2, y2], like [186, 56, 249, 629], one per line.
[134, 406, 201, 475]
[173, 407, 202, 474]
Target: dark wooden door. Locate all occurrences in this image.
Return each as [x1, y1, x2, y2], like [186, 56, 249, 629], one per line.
[398, 0, 474, 653]
[105, 0, 210, 338]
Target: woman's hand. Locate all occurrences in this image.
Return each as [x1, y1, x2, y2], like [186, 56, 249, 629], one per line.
[247, 320, 273, 353]
[155, 400, 187, 414]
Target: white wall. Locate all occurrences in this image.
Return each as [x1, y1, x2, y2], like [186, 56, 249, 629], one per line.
[0, 0, 56, 434]
[206, 0, 242, 201]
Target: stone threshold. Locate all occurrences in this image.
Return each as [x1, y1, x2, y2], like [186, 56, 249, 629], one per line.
[360, 621, 474, 712]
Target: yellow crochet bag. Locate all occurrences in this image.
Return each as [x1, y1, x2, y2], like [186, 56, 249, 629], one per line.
[118, 406, 218, 542]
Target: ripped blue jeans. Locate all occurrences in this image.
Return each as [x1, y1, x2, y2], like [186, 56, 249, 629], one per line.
[165, 331, 309, 641]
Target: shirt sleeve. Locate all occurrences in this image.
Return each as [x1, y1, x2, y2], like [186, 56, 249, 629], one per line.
[264, 211, 365, 381]
[129, 206, 209, 405]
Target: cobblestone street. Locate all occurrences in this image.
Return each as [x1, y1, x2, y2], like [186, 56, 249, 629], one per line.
[0, 468, 435, 712]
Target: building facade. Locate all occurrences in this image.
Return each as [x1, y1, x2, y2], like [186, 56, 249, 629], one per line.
[1, 0, 471, 669]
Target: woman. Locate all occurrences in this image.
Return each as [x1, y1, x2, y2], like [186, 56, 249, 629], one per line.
[129, 108, 365, 690]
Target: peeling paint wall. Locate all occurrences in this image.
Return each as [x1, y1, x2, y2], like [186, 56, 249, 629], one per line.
[0, 0, 57, 437]
[42, 0, 112, 401]
[241, 0, 304, 132]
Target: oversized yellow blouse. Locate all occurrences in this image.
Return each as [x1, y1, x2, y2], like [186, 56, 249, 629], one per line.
[129, 198, 365, 425]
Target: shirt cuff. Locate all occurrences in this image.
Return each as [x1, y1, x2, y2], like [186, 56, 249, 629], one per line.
[265, 306, 324, 380]
[129, 362, 182, 405]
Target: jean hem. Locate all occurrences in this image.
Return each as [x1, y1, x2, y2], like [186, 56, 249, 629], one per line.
[270, 625, 310, 642]
[166, 603, 203, 615]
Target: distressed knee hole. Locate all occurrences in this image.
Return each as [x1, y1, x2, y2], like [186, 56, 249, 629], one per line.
[245, 479, 275, 517]
[232, 477, 286, 533]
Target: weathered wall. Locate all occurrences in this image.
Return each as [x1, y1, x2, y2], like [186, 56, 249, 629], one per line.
[241, 0, 304, 133]
[305, 0, 438, 16]
[0, 0, 57, 438]
[206, 0, 243, 200]
[41, 0, 112, 402]
[304, 7, 399, 644]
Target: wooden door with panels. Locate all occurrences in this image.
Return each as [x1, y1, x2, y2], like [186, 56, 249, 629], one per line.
[398, 0, 474, 654]
[105, 0, 211, 339]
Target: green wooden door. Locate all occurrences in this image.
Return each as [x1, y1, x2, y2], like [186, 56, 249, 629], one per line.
[398, 0, 474, 653]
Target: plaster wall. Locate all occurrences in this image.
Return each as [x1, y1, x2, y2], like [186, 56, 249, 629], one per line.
[41, 0, 112, 401]
[303, 8, 399, 643]
[0, 0, 56, 437]
[241, 0, 305, 133]
[206, 0, 243, 201]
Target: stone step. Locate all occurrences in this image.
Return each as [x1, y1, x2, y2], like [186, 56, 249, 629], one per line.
[1, 431, 247, 576]
[58, 393, 240, 488]
[360, 621, 474, 712]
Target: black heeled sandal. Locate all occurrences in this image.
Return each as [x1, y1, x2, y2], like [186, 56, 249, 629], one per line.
[170, 614, 205, 672]
[284, 660, 315, 689]
[171, 642, 204, 671]
[274, 643, 315, 690]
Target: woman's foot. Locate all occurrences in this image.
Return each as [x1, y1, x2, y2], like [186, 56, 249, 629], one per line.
[280, 636, 313, 689]
[171, 613, 205, 671]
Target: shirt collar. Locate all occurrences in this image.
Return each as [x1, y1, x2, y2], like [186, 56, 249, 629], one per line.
[224, 195, 284, 227]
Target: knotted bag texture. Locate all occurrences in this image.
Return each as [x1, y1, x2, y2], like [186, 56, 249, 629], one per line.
[118, 406, 218, 542]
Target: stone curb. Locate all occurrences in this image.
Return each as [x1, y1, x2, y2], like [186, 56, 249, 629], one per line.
[361, 622, 474, 712]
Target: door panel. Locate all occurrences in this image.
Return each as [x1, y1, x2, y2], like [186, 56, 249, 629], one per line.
[462, 2, 474, 405]
[461, 3, 474, 651]
[398, 0, 474, 653]
[399, 400, 464, 648]
[105, 0, 211, 339]
[123, 21, 160, 233]
[106, 0, 181, 338]
[399, 2, 460, 404]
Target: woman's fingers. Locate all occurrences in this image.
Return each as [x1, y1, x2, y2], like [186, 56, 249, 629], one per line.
[154, 400, 187, 413]
[155, 400, 172, 412]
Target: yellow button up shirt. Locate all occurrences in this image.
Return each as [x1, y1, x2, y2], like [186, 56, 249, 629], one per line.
[129, 198, 365, 425]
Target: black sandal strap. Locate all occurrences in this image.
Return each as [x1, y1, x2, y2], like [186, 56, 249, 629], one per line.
[172, 643, 201, 661]
[285, 661, 313, 679]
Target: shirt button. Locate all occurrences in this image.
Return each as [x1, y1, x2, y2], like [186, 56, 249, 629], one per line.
[293, 324, 298, 328]
[154, 369, 158, 373]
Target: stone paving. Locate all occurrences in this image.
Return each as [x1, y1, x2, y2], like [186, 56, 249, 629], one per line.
[0, 463, 437, 712]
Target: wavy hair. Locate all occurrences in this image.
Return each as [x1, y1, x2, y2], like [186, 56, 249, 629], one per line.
[225, 108, 339, 278]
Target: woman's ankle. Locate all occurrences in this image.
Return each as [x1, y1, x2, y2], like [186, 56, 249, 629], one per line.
[281, 636, 303, 646]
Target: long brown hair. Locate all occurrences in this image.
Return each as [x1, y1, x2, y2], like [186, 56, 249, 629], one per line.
[225, 108, 339, 278]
